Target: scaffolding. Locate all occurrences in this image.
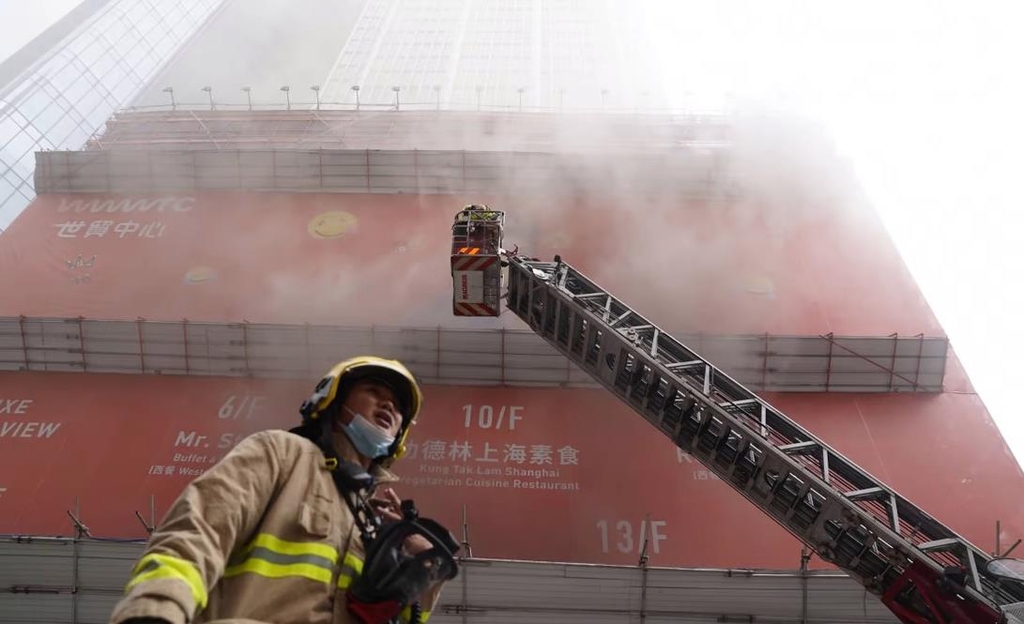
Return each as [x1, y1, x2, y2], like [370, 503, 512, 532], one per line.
[31, 109, 740, 198]
[86, 109, 735, 153]
[0, 316, 947, 392]
[0, 535, 898, 624]
[33, 146, 737, 199]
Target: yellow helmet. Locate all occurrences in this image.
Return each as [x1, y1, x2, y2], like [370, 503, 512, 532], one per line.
[299, 355, 423, 465]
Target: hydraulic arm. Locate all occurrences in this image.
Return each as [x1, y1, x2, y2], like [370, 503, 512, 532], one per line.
[505, 255, 1024, 624]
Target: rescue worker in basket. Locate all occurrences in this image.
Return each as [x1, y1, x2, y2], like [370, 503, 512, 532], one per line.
[110, 356, 460, 624]
[452, 204, 501, 254]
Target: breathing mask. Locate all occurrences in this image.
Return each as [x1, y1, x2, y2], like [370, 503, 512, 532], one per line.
[347, 499, 460, 624]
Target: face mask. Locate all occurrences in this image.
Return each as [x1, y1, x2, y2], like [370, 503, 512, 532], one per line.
[340, 406, 396, 459]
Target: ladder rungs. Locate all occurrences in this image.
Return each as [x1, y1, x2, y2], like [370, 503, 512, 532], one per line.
[780, 441, 819, 454]
[718, 398, 759, 411]
[846, 487, 886, 501]
[918, 539, 962, 553]
[666, 360, 705, 370]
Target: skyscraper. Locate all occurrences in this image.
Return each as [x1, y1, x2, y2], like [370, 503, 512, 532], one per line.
[1, 3, 1021, 623]
[321, 0, 666, 112]
[0, 0, 226, 232]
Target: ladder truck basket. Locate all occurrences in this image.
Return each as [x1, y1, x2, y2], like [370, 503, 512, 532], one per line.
[450, 205, 504, 317]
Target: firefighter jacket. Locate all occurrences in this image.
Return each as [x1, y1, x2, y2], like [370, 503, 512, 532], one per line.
[108, 429, 444, 624]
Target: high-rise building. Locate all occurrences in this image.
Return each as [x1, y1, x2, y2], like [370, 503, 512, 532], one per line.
[320, 0, 666, 112]
[128, 0, 673, 114]
[1, 3, 1021, 623]
[0, 0, 227, 232]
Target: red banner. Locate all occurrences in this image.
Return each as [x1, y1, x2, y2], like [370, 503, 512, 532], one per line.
[1, 371, 1019, 569]
[0, 192, 942, 335]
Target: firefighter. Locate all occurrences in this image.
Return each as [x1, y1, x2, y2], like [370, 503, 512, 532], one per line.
[111, 356, 459, 624]
[452, 205, 502, 254]
[453, 204, 498, 228]
[452, 204, 482, 239]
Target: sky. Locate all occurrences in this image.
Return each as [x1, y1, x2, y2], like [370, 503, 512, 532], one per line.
[641, 0, 1024, 468]
[1, 0, 1021, 467]
[0, 1, 84, 63]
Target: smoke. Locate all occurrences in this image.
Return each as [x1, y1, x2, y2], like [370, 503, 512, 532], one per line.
[77, 0, 986, 381]
[82, 106, 884, 348]
[130, 0, 368, 111]
[416, 110, 875, 340]
[260, 204, 452, 326]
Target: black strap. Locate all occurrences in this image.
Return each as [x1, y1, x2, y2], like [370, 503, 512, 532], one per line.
[331, 468, 380, 545]
[291, 419, 382, 545]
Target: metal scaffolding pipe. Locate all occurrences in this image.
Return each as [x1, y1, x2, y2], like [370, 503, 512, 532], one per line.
[0, 317, 948, 393]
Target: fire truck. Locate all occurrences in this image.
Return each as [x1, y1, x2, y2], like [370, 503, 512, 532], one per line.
[450, 208, 1024, 624]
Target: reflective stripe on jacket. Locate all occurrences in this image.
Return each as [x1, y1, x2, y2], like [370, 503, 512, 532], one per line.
[108, 429, 443, 624]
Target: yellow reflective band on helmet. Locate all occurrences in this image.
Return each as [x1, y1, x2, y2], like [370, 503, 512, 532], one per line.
[400, 605, 433, 623]
[336, 551, 364, 589]
[125, 553, 208, 609]
[224, 533, 339, 585]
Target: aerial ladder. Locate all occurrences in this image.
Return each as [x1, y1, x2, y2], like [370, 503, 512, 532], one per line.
[484, 242, 1024, 624]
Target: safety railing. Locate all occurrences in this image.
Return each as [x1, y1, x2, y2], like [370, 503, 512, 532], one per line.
[88, 108, 735, 153]
[0, 536, 898, 624]
[0, 316, 948, 392]
[33, 145, 739, 199]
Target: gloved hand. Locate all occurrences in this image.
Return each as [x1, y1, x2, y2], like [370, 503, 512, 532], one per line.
[369, 488, 432, 555]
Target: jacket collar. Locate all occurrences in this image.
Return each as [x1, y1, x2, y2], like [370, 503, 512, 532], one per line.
[330, 429, 401, 485]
